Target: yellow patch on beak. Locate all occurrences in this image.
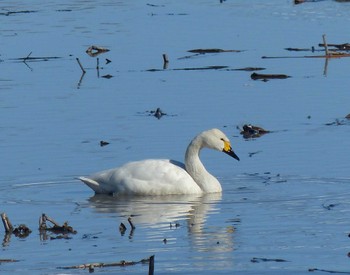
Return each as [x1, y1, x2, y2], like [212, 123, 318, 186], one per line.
[223, 140, 231, 152]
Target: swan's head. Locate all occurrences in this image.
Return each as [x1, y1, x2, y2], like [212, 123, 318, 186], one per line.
[200, 129, 240, 161]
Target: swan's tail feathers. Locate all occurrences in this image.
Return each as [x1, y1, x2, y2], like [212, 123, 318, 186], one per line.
[78, 176, 107, 194]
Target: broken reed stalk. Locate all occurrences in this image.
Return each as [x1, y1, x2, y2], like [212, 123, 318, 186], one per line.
[39, 213, 61, 229]
[162, 54, 169, 64]
[322, 34, 329, 56]
[148, 255, 155, 275]
[76, 58, 86, 74]
[1, 213, 14, 233]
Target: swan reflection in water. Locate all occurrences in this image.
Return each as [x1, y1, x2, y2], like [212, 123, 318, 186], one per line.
[88, 193, 236, 253]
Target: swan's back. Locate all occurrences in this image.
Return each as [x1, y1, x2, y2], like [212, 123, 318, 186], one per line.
[79, 159, 202, 195]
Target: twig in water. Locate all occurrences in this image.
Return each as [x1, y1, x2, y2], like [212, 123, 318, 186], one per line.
[39, 213, 77, 234]
[76, 58, 86, 74]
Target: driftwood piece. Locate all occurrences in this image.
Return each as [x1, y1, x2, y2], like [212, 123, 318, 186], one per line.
[86, 45, 110, 57]
[251, 72, 290, 80]
[1, 213, 14, 233]
[1, 212, 31, 238]
[39, 213, 77, 234]
[59, 255, 154, 271]
[318, 43, 350, 50]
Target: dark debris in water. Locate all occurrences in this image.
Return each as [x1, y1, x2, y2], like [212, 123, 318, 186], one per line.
[0, 259, 20, 263]
[324, 117, 350, 126]
[187, 48, 242, 54]
[147, 65, 229, 72]
[231, 67, 266, 71]
[322, 203, 339, 210]
[245, 172, 287, 185]
[251, 72, 291, 81]
[139, 108, 176, 119]
[0, 10, 38, 16]
[100, 140, 110, 147]
[251, 257, 288, 263]
[308, 267, 350, 274]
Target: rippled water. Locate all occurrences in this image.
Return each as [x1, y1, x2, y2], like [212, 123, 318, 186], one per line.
[1, 0, 350, 274]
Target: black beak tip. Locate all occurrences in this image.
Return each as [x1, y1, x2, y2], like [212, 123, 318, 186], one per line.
[224, 149, 240, 161]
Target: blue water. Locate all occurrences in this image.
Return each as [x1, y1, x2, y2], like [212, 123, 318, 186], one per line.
[1, 1, 350, 274]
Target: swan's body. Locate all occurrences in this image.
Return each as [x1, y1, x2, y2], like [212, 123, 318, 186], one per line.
[79, 128, 239, 195]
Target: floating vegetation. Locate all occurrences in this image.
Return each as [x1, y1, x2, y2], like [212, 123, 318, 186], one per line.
[239, 124, 270, 139]
[86, 45, 110, 57]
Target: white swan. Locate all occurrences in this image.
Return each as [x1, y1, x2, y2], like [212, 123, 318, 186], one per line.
[78, 128, 239, 195]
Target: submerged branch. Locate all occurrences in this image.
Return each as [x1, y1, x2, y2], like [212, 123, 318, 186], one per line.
[59, 255, 154, 271]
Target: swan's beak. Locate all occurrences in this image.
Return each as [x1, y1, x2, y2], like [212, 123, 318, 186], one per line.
[223, 141, 240, 161]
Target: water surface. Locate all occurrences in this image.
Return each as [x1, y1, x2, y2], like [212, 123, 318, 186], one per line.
[1, 1, 350, 274]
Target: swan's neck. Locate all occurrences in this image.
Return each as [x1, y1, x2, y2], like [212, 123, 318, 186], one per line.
[185, 138, 222, 193]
